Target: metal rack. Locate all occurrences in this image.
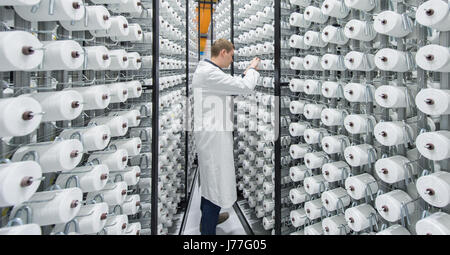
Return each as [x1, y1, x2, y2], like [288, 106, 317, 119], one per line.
[221, 0, 450, 235]
[0, 0, 199, 235]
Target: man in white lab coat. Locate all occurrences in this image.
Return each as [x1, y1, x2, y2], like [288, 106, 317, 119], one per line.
[192, 39, 260, 235]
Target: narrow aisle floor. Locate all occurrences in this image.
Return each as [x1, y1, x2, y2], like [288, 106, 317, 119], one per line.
[182, 174, 247, 235]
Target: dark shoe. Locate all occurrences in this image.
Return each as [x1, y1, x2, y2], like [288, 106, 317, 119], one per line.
[217, 212, 229, 225]
[199, 212, 230, 231]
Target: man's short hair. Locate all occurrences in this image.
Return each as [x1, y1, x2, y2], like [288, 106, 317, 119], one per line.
[211, 39, 235, 57]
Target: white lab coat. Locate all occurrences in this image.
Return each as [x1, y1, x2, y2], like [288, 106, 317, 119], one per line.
[192, 60, 260, 208]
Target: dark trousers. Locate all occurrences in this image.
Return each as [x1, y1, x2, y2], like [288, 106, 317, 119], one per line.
[200, 196, 221, 235]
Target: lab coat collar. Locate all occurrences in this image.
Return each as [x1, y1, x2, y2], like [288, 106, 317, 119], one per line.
[204, 59, 224, 72]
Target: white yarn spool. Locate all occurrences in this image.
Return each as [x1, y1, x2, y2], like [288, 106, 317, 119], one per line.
[22, 90, 83, 121]
[64, 85, 110, 110]
[416, 0, 450, 31]
[91, 16, 129, 38]
[78, 46, 111, 70]
[0, 97, 42, 137]
[89, 116, 128, 137]
[0, 224, 41, 235]
[304, 175, 328, 195]
[344, 0, 376, 11]
[10, 188, 83, 226]
[303, 55, 323, 70]
[344, 114, 376, 134]
[416, 171, 450, 208]
[113, 24, 143, 42]
[416, 88, 450, 115]
[415, 212, 450, 235]
[86, 181, 128, 205]
[344, 144, 377, 167]
[374, 11, 412, 37]
[12, 140, 83, 172]
[59, 125, 111, 152]
[304, 31, 327, 48]
[322, 161, 349, 182]
[289, 35, 310, 49]
[88, 149, 128, 171]
[321, 108, 346, 126]
[109, 138, 142, 157]
[344, 51, 376, 71]
[304, 128, 328, 144]
[0, 31, 44, 71]
[289, 79, 305, 92]
[321, 81, 341, 98]
[290, 208, 307, 227]
[322, 215, 350, 235]
[321, 135, 349, 155]
[289, 187, 307, 204]
[375, 48, 412, 72]
[14, 0, 85, 22]
[345, 173, 379, 200]
[322, 187, 351, 212]
[416, 131, 450, 161]
[303, 104, 325, 119]
[344, 19, 377, 41]
[304, 6, 328, 24]
[0, 161, 42, 207]
[263, 182, 274, 195]
[304, 151, 328, 169]
[124, 80, 142, 99]
[112, 166, 141, 186]
[304, 79, 321, 95]
[55, 164, 109, 192]
[108, 110, 141, 128]
[104, 215, 128, 235]
[289, 100, 306, 114]
[322, 25, 349, 45]
[60, 6, 111, 31]
[108, 49, 129, 70]
[107, 82, 129, 103]
[122, 194, 140, 215]
[263, 216, 275, 230]
[376, 224, 411, 235]
[375, 85, 408, 108]
[34, 40, 84, 71]
[289, 56, 305, 70]
[304, 199, 323, 220]
[374, 121, 415, 146]
[289, 165, 308, 182]
[263, 199, 275, 212]
[375, 190, 415, 222]
[375, 156, 416, 184]
[321, 54, 346, 70]
[321, 0, 350, 19]
[125, 222, 142, 235]
[344, 204, 377, 232]
[343, 83, 375, 102]
[53, 202, 108, 234]
[289, 144, 309, 159]
[416, 44, 450, 72]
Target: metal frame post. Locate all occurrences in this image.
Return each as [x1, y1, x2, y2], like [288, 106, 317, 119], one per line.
[151, 0, 160, 235]
[273, 0, 282, 236]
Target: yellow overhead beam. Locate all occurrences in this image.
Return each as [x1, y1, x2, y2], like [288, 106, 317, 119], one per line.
[196, 2, 215, 53]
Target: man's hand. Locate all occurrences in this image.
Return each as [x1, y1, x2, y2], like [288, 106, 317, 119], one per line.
[244, 57, 261, 75]
[249, 57, 261, 70]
